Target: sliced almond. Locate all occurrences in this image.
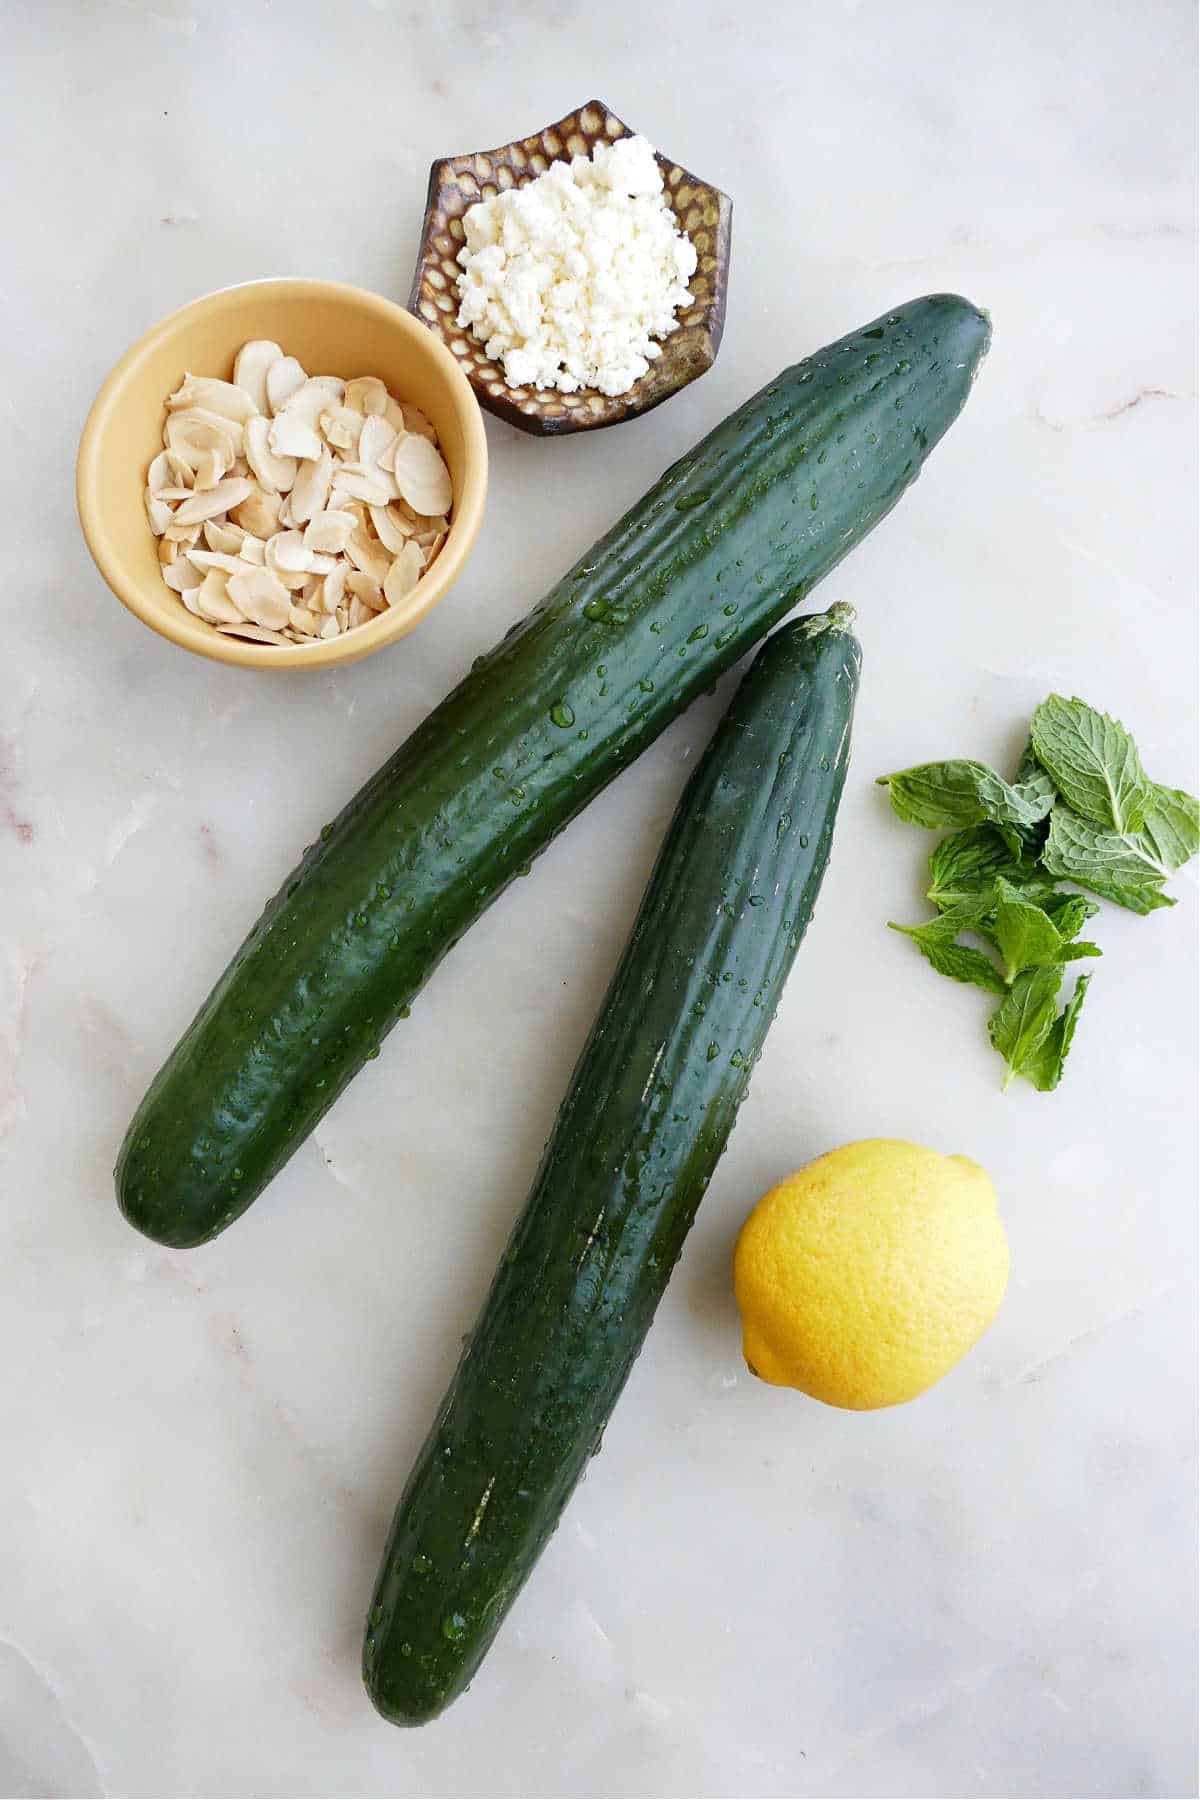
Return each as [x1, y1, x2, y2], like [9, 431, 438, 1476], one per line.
[192, 446, 227, 491]
[289, 445, 333, 523]
[303, 509, 356, 555]
[401, 404, 439, 443]
[166, 408, 241, 469]
[268, 411, 323, 461]
[346, 570, 384, 610]
[327, 484, 356, 517]
[166, 374, 258, 423]
[226, 566, 291, 628]
[148, 449, 177, 496]
[154, 346, 452, 638]
[216, 622, 290, 645]
[282, 375, 346, 425]
[321, 562, 347, 615]
[203, 518, 245, 554]
[383, 541, 425, 606]
[170, 476, 254, 527]
[233, 340, 284, 414]
[391, 433, 452, 516]
[368, 503, 415, 553]
[335, 465, 396, 506]
[266, 529, 314, 574]
[359, 414, 397, 469]
[288, 604, 321, 637]
[245, 414, 298, 493]
[145, 489, 174, 535]
[320, 405, 365, 451]
[230, 486, 282, 538]
[164, 448, 195, 487]
[163, 556, 204, 593]
[345, 526, 393, 586]
[194, 569, 243, 625]
[345, 376, 388, 416]
[265, 355, 307, 413]
[185, 549, 247, 575]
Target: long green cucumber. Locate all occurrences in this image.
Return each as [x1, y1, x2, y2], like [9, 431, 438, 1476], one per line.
[362, 605, 861, 1724]
[117, 295, 988, 1247]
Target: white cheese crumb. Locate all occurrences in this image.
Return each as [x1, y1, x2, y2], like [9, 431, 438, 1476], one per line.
[454, 135, 699, 399]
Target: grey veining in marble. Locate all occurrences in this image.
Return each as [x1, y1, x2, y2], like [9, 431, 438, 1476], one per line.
[1, 2, 1196, 1795]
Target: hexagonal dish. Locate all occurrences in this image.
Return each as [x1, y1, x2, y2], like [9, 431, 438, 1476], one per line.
[409, 100, 732, 436]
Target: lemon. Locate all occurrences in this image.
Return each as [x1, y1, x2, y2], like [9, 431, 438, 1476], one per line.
[733, 1139, 1008, 1409]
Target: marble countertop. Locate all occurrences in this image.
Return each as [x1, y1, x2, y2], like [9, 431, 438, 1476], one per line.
[2, 3, 1196, 1795]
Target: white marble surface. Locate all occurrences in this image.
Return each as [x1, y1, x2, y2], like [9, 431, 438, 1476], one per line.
[2, 3, 1197, 1795]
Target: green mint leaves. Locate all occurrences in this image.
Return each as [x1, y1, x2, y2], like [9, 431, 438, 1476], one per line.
[1030, 696, 1151, 833]
[888, 907, 1007, 994]
[1023, 974, 1093, 1093]
[987, 966, 1065, 1090]
[882, 694, 1197, 1092]
[1138, 785, 1200, 875]
[1041, 808, 1175, 915]
[877, 759, 1055, 836]
[991, 880, 1100, 984]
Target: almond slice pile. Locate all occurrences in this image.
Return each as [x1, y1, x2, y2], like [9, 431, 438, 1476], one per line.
[145, 341, 454, 646]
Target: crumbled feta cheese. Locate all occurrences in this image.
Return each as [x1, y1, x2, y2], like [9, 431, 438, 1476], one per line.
[454, 135, 698, 399]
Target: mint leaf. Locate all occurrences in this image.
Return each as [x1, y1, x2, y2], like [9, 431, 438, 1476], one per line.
[1134, 783, 1200, 876]
[1002, 740, 1056, 857]
[878, 760, 1001, 828]
[991, 884, 1070, 983]
[987, 966, 1064, 1089]
[1057, 940, 1103, 964]
[1023, 974, 1093, 1092]
[879, 759, 1055, 834]
[926, 825, 1034, 911]
[1030, 695, 1151, 833]
[1042, 805, 1175, 914]
[888, 908, 1007, 994]
[976, 766, 1057, 831]
[1035, 891, 1099, 938]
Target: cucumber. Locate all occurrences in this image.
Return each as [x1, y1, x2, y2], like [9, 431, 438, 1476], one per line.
[117, 295, 988, 1248]
[363, 605, 862, 1725]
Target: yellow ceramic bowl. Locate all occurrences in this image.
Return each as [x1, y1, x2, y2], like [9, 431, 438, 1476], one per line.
[77, 279, 488, 670]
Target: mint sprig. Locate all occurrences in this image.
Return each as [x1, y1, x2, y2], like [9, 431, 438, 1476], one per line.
[881, 694, 1197, 1092]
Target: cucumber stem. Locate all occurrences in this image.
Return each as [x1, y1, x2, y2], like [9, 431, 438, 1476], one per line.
[803, 600, 857, 636]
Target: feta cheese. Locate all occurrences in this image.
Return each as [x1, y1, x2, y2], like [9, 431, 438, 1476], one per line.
[454, 135, 698, 399]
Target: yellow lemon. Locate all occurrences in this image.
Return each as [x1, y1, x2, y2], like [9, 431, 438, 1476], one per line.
[733, 1139, 1008, 1409]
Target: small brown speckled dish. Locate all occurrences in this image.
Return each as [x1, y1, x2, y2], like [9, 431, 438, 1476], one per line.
[409, 100, 732, 436]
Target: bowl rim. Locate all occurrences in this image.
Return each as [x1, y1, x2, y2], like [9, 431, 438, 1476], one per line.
[76, 276, 489, 671]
